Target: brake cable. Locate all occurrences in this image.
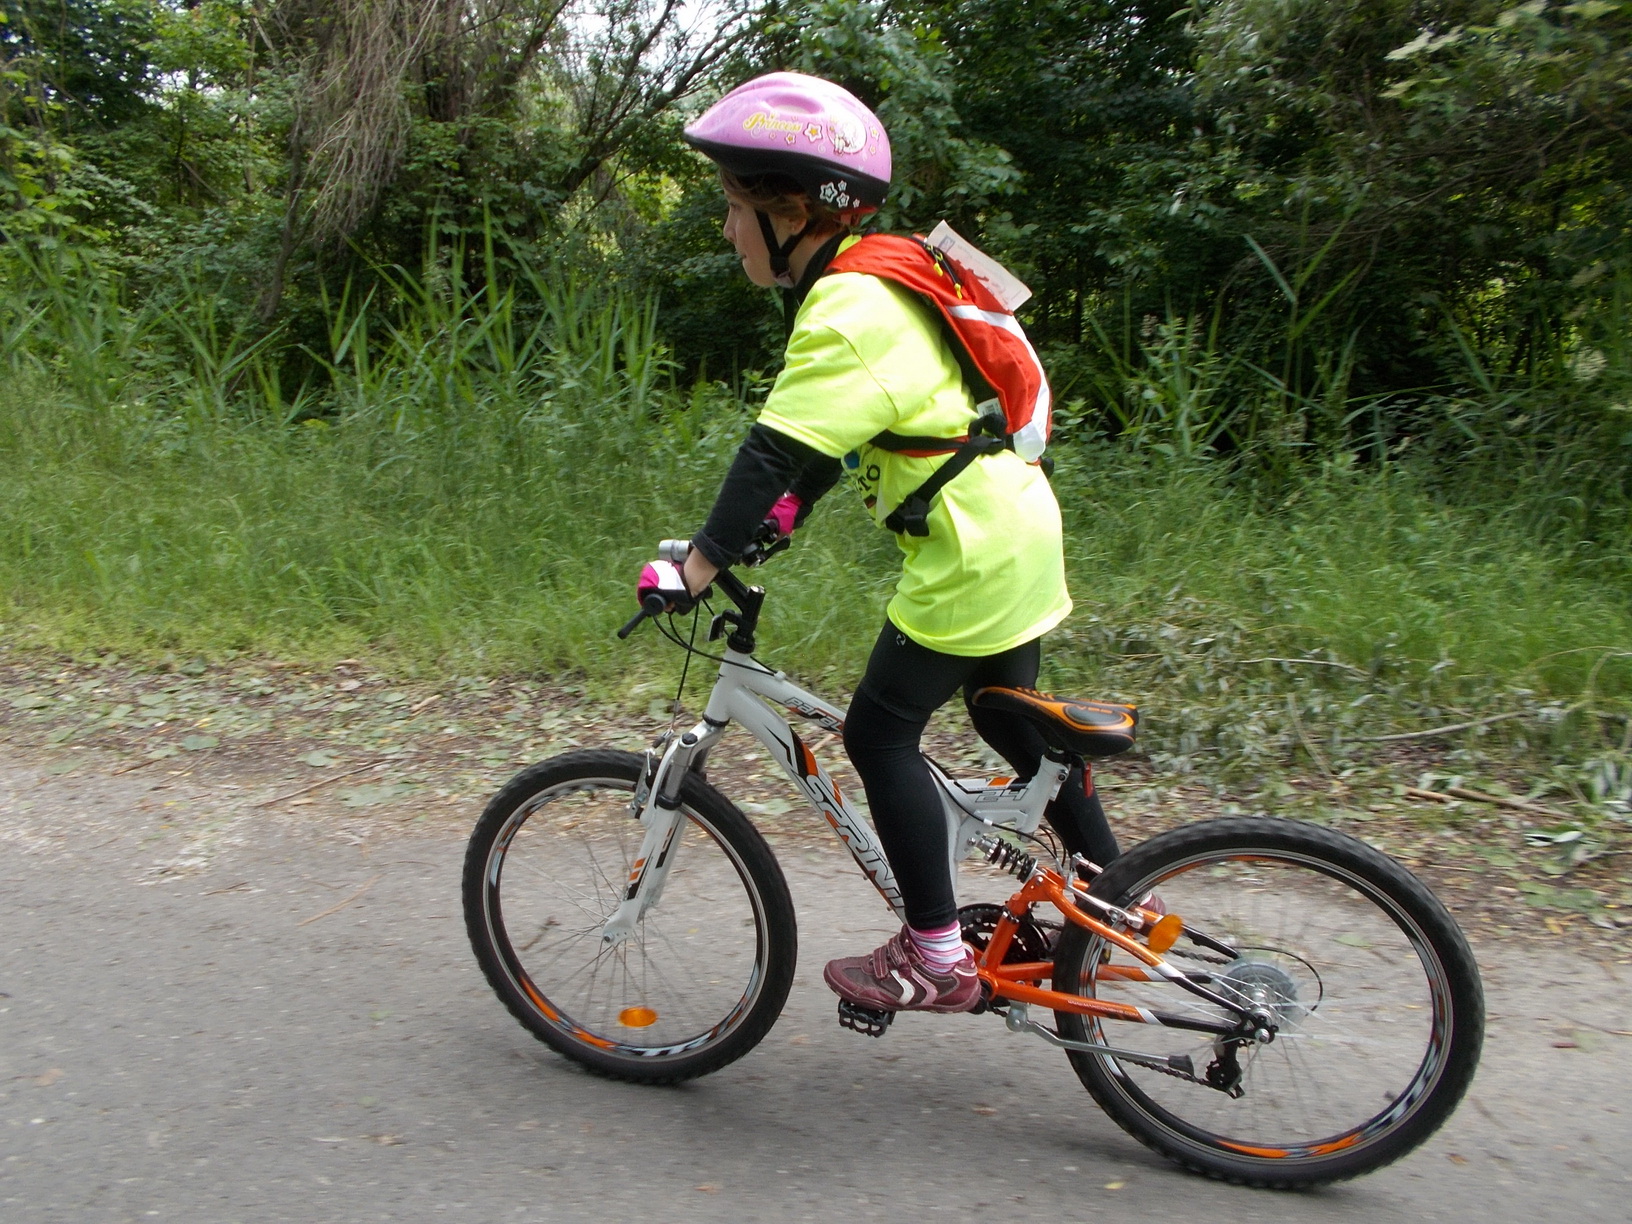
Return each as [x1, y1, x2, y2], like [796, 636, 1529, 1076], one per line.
[651, 603, 705, 737]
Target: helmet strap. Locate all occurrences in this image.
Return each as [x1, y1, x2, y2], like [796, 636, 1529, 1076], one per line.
[756, 209, 805, 289]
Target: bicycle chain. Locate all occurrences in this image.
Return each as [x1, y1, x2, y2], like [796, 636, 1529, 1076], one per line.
[1073, 1037, 1241, 1095]
[1144, 1058, 1212, 1087]
[1167, 944, 1234, 966]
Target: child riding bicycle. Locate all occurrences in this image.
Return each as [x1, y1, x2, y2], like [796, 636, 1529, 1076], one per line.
[635, 72, 1122, 1015]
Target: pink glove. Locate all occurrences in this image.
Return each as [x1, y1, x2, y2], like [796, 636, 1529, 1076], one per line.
[636, 559, 695, 612]
[766, 493, 804, 537]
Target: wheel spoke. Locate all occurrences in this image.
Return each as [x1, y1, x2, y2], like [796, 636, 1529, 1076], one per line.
[1051, 819, 1481, 1184]
[464, 753, 794, 1082]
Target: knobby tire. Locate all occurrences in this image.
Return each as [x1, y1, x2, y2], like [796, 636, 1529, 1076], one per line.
[1051, 817, 1483, 1187]
[462, 749, 797, 1084]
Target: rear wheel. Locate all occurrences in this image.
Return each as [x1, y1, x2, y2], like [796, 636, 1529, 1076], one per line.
[463, 749, 797, 1083]
[1052, 818, 1483, 1186]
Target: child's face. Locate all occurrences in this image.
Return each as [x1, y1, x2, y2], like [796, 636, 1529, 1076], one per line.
[723, 194, 804, 288]
[722, 195, 774, 287]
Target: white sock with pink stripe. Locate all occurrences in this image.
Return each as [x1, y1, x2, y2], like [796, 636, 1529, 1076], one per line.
[908, 920, 969, 971]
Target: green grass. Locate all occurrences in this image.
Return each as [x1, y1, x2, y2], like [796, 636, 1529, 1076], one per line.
[0, 245, 902, 685]
[1042, 450, 1632, 774]
[2, 243, 1630, 778]
[1053, 453, 1632, 698]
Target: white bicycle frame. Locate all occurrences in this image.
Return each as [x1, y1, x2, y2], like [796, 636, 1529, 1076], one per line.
[598, 641, 1072, 945]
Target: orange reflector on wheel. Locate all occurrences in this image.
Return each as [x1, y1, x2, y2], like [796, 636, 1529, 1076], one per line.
[618, 1006, 658, 1028]
[1147, 913, 1183, 954]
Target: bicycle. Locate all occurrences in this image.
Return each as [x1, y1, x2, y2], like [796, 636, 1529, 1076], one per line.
[462, 538, 1484, 1187]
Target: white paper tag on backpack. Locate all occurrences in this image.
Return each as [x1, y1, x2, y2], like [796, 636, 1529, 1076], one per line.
[925, 221, 1033, 312]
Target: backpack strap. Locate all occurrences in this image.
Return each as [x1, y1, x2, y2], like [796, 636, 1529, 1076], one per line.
[825, 234, 1047, 535]
[878, 411, 1009, 537]
[871, 408, 1055, 535]
[868, 401, 1000, 458]
[882, 435, 1008, 537]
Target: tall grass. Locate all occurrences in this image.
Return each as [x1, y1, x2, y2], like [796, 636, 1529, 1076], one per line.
[2, 239, 1629, 770]
[0, 241, 899, 682]
[1045, 449, 1632, 772]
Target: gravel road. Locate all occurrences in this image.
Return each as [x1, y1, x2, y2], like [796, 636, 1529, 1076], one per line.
[3, 747, 1629, 1222]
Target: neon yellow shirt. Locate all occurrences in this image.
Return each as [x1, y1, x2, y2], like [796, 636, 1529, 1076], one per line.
[757, 241, 1071, 656]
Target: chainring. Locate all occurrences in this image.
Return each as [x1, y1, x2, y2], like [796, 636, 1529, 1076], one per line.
[959, 902, 1057, 964]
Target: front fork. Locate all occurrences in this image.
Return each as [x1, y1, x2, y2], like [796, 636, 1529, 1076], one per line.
[599, 720, 722, 946]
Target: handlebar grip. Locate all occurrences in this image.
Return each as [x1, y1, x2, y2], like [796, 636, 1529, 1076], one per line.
[616, 592, 671, 640]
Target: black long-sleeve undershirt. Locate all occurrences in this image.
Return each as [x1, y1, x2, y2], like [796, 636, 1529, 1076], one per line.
[690, 423, 844, 570]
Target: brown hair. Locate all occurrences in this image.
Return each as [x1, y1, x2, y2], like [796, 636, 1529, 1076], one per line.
[720, 168, 848, 237]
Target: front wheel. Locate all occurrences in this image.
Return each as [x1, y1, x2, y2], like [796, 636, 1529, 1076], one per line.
[1052, 817, 1483, 1187]
[462, 749, 797, 1083]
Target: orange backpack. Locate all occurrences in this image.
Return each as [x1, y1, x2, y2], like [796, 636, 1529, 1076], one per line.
[825, 233, 1053, 535]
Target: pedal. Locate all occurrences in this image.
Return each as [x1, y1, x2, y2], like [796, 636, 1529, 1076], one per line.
[837, 1000, 895, 1037]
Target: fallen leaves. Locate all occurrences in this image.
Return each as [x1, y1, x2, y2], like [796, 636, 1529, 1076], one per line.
[3, 652, 1626, 950]
[335, 781, 415, 808]
[1519, 881, 1602, 915]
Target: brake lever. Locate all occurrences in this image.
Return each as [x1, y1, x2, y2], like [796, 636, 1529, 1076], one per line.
[741, 533, 791, 568]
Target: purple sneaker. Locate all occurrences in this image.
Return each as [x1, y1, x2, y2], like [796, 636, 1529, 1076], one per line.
[823, 927, 982, 1013]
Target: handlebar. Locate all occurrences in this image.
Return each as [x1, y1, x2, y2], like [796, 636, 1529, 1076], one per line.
[619, 527, 784, 642]
[618, 539, 698, 638]
[617, 592, 670, 639]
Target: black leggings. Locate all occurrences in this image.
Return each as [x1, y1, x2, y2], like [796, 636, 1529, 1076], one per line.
[842, 621, 1121, 929]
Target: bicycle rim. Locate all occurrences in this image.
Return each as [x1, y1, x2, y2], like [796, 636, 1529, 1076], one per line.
[479, 771, 773, 1062]
[1060, 844, 1469, 1180]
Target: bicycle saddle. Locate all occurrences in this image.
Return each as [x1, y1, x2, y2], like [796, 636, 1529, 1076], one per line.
[969, 687, 1137, 758]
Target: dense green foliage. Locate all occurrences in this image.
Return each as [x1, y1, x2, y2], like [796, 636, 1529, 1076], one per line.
[3, 240, 1629, 763]
[1, 1, 1629, 784]
[4, 2, 1626, 430]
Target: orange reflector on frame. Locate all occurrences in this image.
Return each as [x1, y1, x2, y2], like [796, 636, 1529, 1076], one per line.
[1146, 913, 1183, 954]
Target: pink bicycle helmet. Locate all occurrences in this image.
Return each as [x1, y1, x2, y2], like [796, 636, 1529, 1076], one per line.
[683, 72, 891, 216]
